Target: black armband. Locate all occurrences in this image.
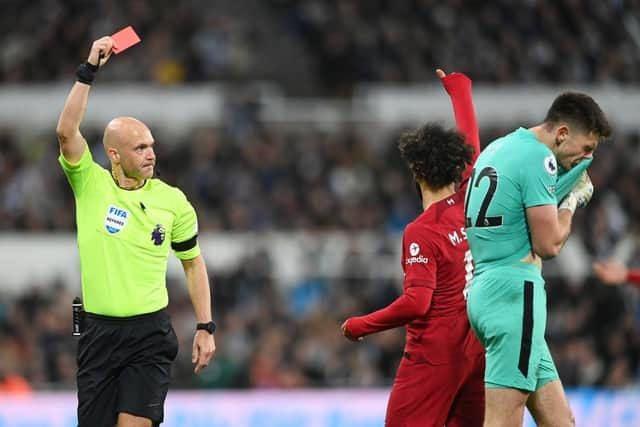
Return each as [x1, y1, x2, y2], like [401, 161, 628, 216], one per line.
[76, 62, 99, 85]
[172, 234, 198, 252]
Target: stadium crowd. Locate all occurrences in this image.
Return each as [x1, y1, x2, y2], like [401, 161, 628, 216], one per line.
[1, 0, 640, 93]
[271, 0, 640, 93]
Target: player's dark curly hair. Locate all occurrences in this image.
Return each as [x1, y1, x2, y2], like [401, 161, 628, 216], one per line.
[544, 92, 612, 138]
[398, 123, 474, 189]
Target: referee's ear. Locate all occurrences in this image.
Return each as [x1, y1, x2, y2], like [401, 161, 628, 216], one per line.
[106, 146, 120, 163]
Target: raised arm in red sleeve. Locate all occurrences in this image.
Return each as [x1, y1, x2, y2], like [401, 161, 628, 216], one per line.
[440, 72, 480, 184]
[627, 270, 640, 287]
[345, 286, 434, 338]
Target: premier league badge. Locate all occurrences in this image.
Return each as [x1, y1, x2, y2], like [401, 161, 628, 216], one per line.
[544, 154, 557, 176]
[151, 224, 165, 246]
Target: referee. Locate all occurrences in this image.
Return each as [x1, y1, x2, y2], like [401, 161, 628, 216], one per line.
[56, 36, 216, 427]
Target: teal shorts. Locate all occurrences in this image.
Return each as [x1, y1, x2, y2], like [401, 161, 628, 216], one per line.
[466, 263, 559, 392]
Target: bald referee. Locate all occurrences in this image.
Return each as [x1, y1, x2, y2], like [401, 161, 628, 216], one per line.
[56, 36, 216, 427]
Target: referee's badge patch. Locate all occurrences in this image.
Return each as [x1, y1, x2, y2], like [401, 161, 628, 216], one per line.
[151, 224, 166, 246]
[544, 155, 557, 176]
[105, 205, 129, 234]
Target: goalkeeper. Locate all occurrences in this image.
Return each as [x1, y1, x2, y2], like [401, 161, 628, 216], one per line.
[464, 92, 610, 426]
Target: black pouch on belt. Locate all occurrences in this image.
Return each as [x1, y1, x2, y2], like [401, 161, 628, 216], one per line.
[72, 297, 85, 336]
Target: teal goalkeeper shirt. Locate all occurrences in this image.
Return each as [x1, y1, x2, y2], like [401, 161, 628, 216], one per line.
[464, 128, 559, 275]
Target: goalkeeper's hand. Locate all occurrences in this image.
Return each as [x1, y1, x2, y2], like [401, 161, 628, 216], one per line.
[559, 172, 593, 214]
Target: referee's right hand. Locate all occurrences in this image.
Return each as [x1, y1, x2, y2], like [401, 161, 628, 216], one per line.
[192, 331, 216, 374]
[87, 36, 115, 68]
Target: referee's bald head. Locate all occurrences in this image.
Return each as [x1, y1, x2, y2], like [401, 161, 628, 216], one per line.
[103, 117, 151, 151]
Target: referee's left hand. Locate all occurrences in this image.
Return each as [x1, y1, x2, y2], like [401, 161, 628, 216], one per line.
[193, 331, 216, 374]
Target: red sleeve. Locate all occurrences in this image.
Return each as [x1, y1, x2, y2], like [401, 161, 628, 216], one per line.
[345, 224, 438, 338]
[626, 270, 640, 287]
[441, 72, 480, 184]
[345, 286, 434, 338]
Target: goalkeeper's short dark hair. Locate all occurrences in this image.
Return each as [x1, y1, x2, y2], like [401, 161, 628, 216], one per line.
[545, 92, 612, 138]
[398, 123, 474, 190]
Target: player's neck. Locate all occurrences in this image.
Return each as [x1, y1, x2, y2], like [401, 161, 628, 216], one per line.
[529, 124, 556, 151]
[111, 168, 146, 190]
[420, 184, 455, 211]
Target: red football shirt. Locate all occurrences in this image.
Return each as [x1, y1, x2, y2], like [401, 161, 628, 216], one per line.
[400, 187, 480, 363]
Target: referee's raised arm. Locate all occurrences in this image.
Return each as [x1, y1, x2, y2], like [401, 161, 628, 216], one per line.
[56, 36, 114, 164]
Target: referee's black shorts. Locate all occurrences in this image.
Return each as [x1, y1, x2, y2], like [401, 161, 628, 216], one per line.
[76, 307, 179, 427]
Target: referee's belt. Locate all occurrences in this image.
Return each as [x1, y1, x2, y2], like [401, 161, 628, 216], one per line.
[85, 307, 168, 321]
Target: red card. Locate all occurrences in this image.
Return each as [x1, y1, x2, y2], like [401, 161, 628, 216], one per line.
[111, 26, 141, 54]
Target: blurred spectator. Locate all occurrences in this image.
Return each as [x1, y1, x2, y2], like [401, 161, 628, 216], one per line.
[0, 370, 31, 395]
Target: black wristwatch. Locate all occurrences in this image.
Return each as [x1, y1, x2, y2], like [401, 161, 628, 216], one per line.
[196, 321, 216, 334]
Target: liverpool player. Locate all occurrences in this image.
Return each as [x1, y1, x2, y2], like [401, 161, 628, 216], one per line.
[341, 69, 484, 427]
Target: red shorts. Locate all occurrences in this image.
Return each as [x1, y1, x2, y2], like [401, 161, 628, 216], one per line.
[385, 350, 485, 427]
